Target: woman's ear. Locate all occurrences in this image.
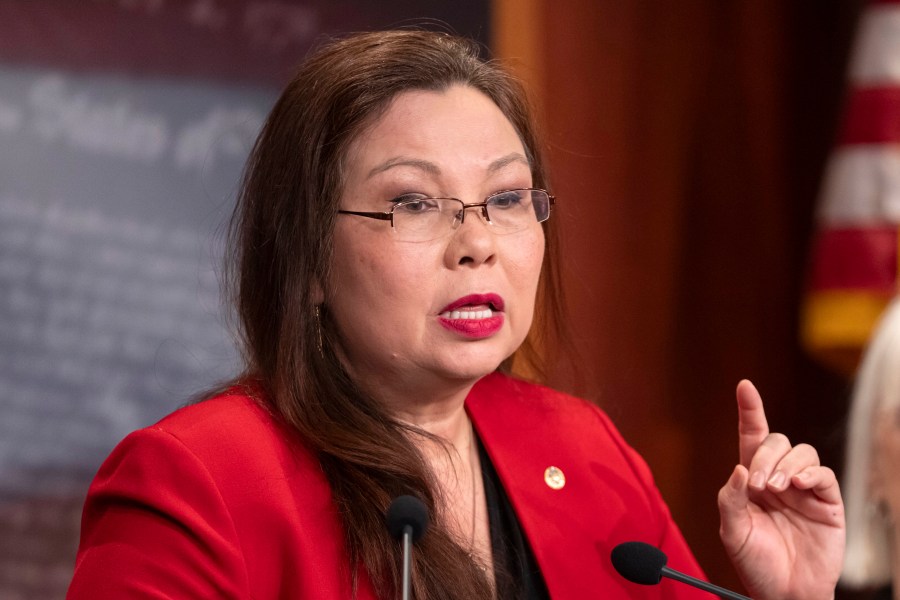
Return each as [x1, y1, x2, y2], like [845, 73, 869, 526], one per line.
[312, 279, 325, 305]
[870, 417, 889, 504]
[869, 456, 886, 508]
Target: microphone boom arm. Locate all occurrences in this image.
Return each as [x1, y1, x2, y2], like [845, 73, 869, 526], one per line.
[661, 567, 751, 600]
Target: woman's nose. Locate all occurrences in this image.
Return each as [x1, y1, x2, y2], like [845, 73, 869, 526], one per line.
[445, 208, 497, 267]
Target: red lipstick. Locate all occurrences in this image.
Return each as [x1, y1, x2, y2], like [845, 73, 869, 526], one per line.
[440, 293, 504, 313]
[438, 293, 505, 339]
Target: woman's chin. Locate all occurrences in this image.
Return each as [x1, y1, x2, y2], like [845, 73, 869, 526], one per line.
[432, 349, 513, 382]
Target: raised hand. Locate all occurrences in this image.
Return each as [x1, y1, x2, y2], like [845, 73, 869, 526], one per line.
[717, 380, 845, 600]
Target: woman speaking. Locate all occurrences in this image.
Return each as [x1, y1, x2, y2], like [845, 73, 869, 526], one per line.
[67, 31, 844, 599]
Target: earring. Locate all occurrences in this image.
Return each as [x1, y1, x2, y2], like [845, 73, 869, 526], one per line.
[315, 305, 324, 356]
[879, 501, 896, 526]
[867, 498, 895, 526]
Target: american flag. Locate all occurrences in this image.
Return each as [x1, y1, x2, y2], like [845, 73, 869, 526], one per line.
[802, 0, 900, 374]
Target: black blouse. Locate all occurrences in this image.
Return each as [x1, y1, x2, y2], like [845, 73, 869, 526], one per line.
[478, 437, 551, 600]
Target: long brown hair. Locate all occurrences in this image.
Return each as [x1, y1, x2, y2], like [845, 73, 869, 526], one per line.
[225, 30, 565, 599]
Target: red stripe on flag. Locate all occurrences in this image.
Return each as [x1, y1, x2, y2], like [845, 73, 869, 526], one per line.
[838, 87, 900, 144]
[807, 226, 898, 291]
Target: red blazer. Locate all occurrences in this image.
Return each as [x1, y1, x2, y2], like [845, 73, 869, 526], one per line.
[68, 373, 708, 599]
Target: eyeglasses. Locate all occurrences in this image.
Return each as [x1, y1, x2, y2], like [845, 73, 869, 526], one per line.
[337, 188, 555, 242]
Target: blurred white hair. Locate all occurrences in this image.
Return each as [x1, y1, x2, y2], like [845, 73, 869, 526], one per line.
[842, 296, 900, 588]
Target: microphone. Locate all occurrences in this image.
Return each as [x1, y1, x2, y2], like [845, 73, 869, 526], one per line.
[611, 541, 751, 600]
[386, 495, 430, 600]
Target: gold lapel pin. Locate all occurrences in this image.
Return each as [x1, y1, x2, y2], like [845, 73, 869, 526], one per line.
[544, 466, 566, 490]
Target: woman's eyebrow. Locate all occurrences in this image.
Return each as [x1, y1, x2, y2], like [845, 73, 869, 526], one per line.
[366, 152, 529, 180]
[367, 157, 440, 179]
[487, 152, 530, 173]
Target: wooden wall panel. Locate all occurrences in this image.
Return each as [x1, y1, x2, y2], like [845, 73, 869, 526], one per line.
[494, 0, 859, 592]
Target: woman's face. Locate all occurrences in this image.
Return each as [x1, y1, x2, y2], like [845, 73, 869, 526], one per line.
[325, 84, 545, 401]
[872, 407, 900, 519]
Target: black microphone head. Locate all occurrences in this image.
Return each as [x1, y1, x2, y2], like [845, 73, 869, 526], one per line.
[610, 541, 668, 585]
[386, 495, 430, 543]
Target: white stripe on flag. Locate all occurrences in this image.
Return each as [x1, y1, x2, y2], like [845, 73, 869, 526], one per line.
[817, 145, 900, 224]
[849, 4, 900, 85]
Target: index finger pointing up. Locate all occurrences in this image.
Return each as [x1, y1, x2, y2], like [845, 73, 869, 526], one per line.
[737, 379, 770, 468]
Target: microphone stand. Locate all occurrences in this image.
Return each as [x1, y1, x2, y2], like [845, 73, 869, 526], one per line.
[401, 524, 413, 600]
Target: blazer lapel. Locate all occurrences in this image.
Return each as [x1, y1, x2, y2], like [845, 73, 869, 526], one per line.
[466, 373, 593, 598]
